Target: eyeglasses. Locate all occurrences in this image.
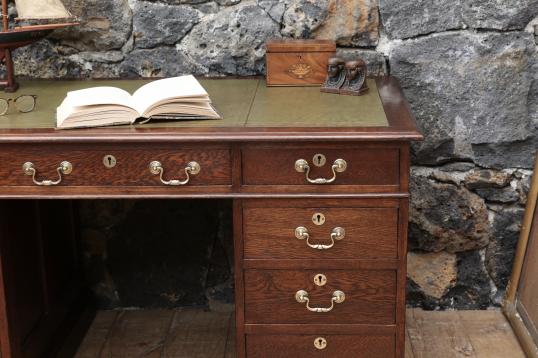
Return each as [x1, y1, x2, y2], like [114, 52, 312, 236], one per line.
[0, 95, 37, 115]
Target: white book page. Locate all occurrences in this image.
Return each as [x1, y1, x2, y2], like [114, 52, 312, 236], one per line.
[66, 87, 133, 108]
[131, 75, 209, 115]
[57, 105, 136, 127]
[56, 88, 136, 127]
[144, 101, 219, 118]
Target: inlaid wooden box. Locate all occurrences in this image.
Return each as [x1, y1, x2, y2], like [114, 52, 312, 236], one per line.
[266, 39, 336, 86]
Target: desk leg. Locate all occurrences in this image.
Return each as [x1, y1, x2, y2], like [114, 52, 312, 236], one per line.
[233, 199, 246, 357]
[0, 200, 85, 358]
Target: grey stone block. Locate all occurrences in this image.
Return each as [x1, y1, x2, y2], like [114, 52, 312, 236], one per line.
[391, 31, 536, 164]
[178, 2, 281, 75]
[133, 2, 200, 49]
[380, 0, 464, 39]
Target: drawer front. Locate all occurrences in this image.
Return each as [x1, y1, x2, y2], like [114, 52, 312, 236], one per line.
[244, 206, 398, 259]
[242, 144, 400, 191]
[0, 144, 231, 187]
[244, 269, 396, 324]
[246, 334, 395, 358]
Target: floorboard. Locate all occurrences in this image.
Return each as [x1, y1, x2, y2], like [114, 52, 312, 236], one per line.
[223, 312, 236, 358]
[163, 309, 231, 358]
[408, 308, 477, 357]
[405, 313, 415, 358]
[76, 308, 525, 357]
[100, 310, 173, 357]
[458, 310, 526, 358]
[75, 310, 118, 358]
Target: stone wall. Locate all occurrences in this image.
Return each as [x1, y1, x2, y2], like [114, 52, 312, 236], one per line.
[11, 0, 538, 309]
[382, 2, 537, 309]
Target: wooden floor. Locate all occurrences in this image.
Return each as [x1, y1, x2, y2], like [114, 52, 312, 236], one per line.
[75, 308, 525, 357]
[406, 308, 525, 358]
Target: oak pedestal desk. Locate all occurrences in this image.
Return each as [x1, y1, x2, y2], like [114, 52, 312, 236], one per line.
[0, 77, 421, 358]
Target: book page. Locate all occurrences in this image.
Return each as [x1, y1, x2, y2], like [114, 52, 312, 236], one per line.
[58, 115, 135, 129]
[56, 87, 136, 127]
[57, 102, 137, 128]
[66, 87, 133, 108]
[143, 101, 221, 120]
[131, 75, 209, 114]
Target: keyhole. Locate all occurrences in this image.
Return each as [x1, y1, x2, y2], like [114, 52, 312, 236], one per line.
[312, 153, 326, 167]
[314, 273, 327, 286]
[314, 337, 327, 350]
[103, 154, 117, 168]
[312, 212, 325, 226]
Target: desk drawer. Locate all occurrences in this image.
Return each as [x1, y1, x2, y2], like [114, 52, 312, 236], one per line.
[242, 143, 400, 192]
[244, 269, 396, 324]
[243, 205, 398, 259]
[0, 144, 231, 187]
[246, 333, 395, 357]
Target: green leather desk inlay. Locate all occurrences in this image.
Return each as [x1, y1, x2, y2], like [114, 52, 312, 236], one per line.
[0, 78, 388, 129]
[247, 79, 387, 127]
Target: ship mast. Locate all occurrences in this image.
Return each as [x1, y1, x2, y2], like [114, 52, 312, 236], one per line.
[2, 0, 8, 32]
[0, 0, 17, 92]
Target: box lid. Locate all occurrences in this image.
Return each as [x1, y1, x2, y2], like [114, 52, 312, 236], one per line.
[266, 39, 336, 53]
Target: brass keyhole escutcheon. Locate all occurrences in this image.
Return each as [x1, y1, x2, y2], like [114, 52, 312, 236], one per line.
[314, 337, 327, 350]
[103, 155, 117, 168]
[312, 212, 326, 226]
[313, 153, 326, 167]
[314, 273, 327, 286]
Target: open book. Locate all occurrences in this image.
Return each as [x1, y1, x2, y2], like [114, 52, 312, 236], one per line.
[56, 75, 221, 129]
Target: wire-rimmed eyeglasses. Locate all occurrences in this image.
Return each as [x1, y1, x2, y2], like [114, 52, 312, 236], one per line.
[0, 95, 37, 115]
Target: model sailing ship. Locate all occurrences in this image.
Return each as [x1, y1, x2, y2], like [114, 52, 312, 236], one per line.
[0, 0, 77, 92]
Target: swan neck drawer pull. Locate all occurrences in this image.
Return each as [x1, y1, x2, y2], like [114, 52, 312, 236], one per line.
[22, 161, 72, 186]
[295, 226, 345, 250]
[294, 158, 347, 184]
[295, 289, 346, 313]
[149, 160, 201, 186]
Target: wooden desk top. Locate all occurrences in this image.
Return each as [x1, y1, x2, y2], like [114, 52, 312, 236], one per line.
[0, 76, 422, 143]
[0, 78, 420, 358]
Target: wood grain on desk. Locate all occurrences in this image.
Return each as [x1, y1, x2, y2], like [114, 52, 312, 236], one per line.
[0, 76, 421, 358]
[243, 205, 398, 260]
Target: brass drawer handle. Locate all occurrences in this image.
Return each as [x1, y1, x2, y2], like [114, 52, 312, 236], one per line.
[149, 160, 201, 186]
[294, 158, 347, 184]
[295, 289, 346, 313]
[22, 161, 72, 186]
[295, 226, 345, 250]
